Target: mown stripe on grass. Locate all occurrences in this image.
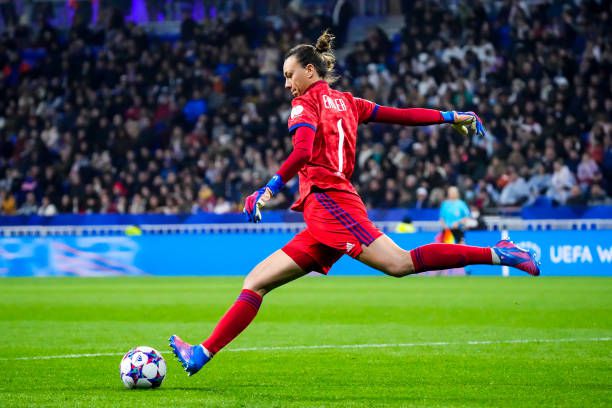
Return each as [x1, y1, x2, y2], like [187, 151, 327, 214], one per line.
[1, 337, 610, 361]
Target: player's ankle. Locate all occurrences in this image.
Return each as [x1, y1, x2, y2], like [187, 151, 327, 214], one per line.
[200, 344, 213, 359]
[491, 248, 500, 265]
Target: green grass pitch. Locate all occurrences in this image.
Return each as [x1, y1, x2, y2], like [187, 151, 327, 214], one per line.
[1, 276, 610, 407]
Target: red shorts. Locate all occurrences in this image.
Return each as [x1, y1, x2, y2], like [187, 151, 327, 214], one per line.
[282, 190, 383, 274]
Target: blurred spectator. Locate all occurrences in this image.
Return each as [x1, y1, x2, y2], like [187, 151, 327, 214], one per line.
[413, 186, 429, 209]
[38, 196, 58, 216]
[0, 1, 17, 27]
[548, 160, 577, 205]
[566, 185, 587, 207]
[466, 204, 487, 230]
[499, 168, 529, 206]
[129, 194, 146, 214]
[213, 197, 232, 214]
[577, 153, 601, 187]
[0, 189, 16, 215]
[395, 216, 416, 233]
[18, 192, 38, 215]
[588, 184, 612, 205]
[439, 186, 470, 244]
[527, 163, 552, 204]
[180, 11, 197, 42]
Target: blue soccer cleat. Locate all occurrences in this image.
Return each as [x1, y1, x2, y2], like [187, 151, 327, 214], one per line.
[169, 335, 210, 376]
[493, 239, 541, 276]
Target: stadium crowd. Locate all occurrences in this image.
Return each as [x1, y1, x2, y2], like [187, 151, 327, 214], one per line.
[0, 0, 610, 216]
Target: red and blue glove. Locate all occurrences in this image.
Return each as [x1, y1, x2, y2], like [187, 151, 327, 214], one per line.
[243, 174, 284, 223]
[441, 111, 486, 138]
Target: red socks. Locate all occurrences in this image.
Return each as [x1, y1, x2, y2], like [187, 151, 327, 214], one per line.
[410, 244, 493, 273]
[201, 245, 492, 354]
[202, 289, 262, 355]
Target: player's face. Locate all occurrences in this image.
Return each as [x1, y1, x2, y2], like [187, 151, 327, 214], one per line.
[283, 56, 316, 98]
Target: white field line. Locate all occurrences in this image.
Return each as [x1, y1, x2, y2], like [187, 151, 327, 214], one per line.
[228, 337, 612, 352]
[0, 337, 610, 362]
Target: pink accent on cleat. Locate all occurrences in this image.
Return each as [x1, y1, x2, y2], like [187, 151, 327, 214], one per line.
[493, 239, 541, 276]
[169, 334, 209, 376]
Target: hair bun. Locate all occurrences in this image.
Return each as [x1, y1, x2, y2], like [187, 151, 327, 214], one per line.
[315, 30, 335, 54]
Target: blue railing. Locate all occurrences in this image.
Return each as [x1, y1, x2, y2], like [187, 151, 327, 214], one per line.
[1, 206, 610, 227]
[0, 208, 440, 227]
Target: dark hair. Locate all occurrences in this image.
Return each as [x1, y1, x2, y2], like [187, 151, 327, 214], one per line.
[285, 30, 338, 84]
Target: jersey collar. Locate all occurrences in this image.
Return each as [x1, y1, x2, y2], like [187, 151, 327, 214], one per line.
[301, 80, 328, 96]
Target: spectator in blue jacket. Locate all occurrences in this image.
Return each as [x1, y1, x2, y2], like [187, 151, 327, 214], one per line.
[439, 186, 471, 244]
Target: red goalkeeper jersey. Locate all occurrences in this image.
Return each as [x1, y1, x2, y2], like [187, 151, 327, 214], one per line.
[287, 80, 377, 211]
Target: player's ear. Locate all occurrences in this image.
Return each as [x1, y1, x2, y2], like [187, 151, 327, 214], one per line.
[305, 63, 315, 78]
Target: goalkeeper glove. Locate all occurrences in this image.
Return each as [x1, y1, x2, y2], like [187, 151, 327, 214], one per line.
[441, 111, 486, 138]
[243, 174, 284, 223]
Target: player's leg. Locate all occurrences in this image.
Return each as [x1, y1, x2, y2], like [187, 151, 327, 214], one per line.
[356, 234, 414, 276]
[308, 190, 539, 277]
[170, 249, 307, 376]
[242, 249, 309, 296]
[201, 250, 307, 356]
[357, 234, 540, 277]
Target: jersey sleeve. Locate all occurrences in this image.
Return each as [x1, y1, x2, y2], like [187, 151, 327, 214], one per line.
[353, 97, 379, 124]
[287, 95, 319, 134]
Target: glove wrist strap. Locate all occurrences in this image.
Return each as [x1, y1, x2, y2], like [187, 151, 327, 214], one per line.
[265, 174, 284, 197]
[440, 111, 455, 123]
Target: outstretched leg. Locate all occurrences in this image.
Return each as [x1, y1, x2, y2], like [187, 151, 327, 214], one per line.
[358, 235, 540, 277]
[170, 250, 306, 375]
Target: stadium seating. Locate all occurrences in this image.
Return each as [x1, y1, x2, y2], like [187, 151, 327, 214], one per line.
[0, 1, 610, 216]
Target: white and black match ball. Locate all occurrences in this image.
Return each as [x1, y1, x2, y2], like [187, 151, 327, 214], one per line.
[119, 346, 166, 389]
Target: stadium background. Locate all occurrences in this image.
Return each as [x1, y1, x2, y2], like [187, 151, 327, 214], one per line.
[0, 2, 611, 407]
[0, 0, 610, 277]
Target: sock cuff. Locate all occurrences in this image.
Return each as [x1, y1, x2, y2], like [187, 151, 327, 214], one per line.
[409, 248, 424, 273]
[237, 289, 262, 309]
[491, 247, 500, 264]
[200, 344, 213, 358]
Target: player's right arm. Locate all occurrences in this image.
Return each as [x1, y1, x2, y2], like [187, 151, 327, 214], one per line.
[353, 98, 486, 138]
[243, 97, 318, 223]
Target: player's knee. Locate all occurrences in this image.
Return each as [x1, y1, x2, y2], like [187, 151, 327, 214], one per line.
[385, 263, 407, 278]
[242, 275, 268, 297]
[242, 282, 267, 297]
[385, 254, 414, 277]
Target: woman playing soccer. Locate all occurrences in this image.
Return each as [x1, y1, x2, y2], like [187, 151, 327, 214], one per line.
[170, 31, 540, 375]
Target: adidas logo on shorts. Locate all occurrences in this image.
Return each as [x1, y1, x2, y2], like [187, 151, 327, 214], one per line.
[346, 242, 355, 253]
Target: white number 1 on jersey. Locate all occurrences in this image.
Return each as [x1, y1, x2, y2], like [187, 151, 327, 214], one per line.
[337, 119, 345, 174]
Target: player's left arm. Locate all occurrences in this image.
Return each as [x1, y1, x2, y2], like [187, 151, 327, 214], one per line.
[355, 98, 486, 138]
[243, 126, 315, 223]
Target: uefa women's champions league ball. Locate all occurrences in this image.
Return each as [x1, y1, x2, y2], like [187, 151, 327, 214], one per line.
[119, 346, 166, 389]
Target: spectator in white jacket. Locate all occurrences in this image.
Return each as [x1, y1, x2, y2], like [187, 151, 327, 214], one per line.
[548, 160, 576, 205]
[499, 168, 530, 206]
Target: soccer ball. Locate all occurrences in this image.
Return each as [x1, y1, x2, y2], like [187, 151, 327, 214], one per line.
[119, 346, 166, 389]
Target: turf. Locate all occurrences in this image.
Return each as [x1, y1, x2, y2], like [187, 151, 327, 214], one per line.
[0, 277, 610, 407]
